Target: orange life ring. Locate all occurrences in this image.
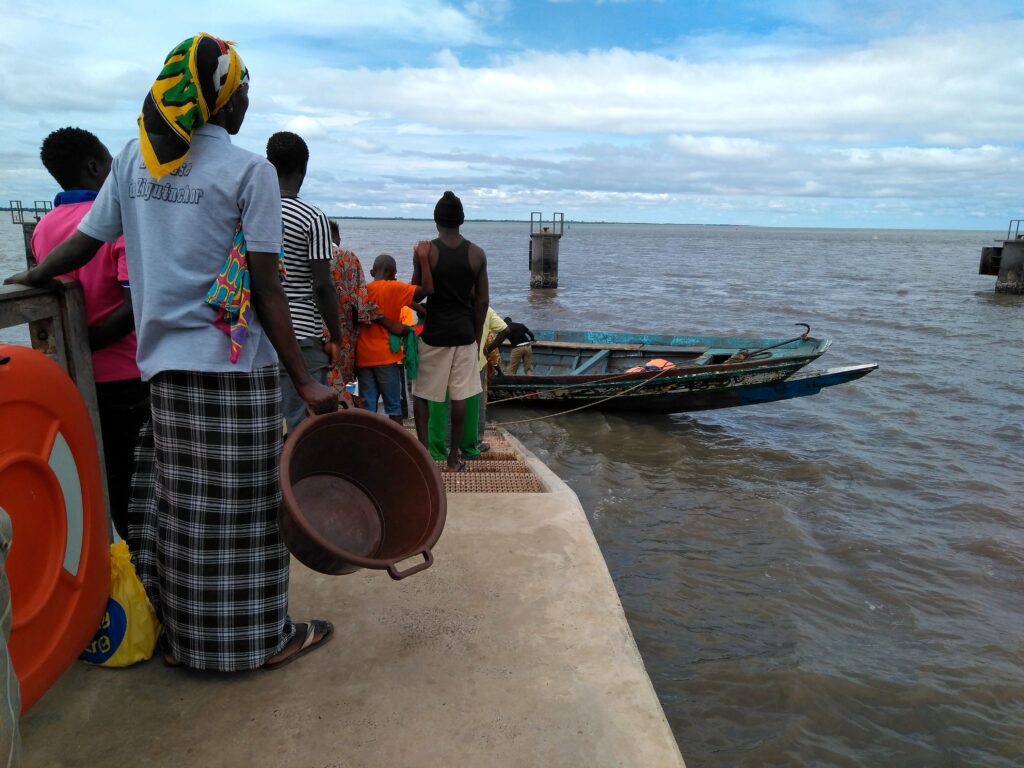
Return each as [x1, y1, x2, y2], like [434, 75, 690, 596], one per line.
[0, 344, 109, 713]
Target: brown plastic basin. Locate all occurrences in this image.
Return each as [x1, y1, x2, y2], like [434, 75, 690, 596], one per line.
[279, 410, 446, 580]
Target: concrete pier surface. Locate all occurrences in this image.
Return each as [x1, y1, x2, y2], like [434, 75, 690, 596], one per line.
[20, 432, 685, 768]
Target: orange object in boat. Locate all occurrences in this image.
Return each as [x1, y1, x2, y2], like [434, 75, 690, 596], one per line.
[0, 344, 109, 713]
[626, 358, 676, 373]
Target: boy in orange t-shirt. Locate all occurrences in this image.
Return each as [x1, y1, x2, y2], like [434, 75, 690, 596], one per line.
[356, 248, 433, 422]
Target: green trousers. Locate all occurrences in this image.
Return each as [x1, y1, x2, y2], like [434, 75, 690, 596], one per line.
[427, 393, 480, 460]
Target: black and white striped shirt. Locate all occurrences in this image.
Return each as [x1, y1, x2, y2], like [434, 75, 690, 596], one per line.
[280, 196, 333, 339]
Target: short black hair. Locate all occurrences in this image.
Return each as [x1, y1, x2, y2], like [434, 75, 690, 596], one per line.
[40, 127, 106, 190]
[329, 219, 340, 238]
[266, 131, 309, 175]
[372, 253, 397, 273]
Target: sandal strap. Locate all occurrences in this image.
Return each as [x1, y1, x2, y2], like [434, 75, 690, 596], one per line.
[298, 620, 326, 651]
[298, 623, 316, 651]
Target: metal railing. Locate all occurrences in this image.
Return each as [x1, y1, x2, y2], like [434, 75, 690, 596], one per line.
[8, 200, 52, 225]
[530, 211, 565, 237]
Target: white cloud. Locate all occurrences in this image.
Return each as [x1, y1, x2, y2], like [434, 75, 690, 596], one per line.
[2, 3, 1022, 227]
[462, 0, 510, 21]
[667, 136, 777, 161]
[434, 49, 462, 69]
[283, 116, 330, 141]
[259, 22, 1024, 143]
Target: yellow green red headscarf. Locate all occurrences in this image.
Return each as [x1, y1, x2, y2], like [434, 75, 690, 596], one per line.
[138, 33, 249, 179]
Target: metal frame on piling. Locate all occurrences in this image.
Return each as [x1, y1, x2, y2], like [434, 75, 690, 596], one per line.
[9, 200, 52, 229]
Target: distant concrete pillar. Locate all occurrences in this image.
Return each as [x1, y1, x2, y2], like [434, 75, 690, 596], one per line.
[995, 240, 1024, 293]
[10, 200, 51, 269]
[22, 222, 39, 268]
[979, 220, 1024, 294]
[529, 212, 564, 289]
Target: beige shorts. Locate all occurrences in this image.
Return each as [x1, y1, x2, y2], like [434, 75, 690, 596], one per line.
[413, 340, 482, 402]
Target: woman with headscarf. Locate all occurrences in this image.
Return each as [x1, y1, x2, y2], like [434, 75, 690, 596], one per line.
[6, 34, 337, 671]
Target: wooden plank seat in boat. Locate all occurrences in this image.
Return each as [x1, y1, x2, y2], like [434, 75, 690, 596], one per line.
[568, 349, 610, 375]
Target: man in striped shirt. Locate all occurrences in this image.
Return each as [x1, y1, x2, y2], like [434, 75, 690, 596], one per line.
[267, 132, 343, 431]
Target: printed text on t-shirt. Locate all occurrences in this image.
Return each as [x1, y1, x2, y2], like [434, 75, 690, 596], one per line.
[130, 176, 205, 205]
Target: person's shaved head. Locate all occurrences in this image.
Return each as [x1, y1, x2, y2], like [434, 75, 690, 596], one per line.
[371, 253, 397, 280]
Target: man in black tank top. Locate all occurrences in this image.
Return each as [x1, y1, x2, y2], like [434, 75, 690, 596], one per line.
[411, 191, 489, 470]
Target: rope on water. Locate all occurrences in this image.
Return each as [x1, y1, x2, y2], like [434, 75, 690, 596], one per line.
[490, 367, 675, 426]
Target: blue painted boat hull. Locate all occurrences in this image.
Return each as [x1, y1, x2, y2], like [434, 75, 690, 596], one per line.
[731, 364, 878, 407]
[488, 329, 875, 414]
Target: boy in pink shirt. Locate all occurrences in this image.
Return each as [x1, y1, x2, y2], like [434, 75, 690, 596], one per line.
[30, 127, 147, 538]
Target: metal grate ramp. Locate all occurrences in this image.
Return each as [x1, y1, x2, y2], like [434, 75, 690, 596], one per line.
[434, 431, 547, 493]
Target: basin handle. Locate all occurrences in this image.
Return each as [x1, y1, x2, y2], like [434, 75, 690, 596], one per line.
[304, 397, 350, 419]
[387, 550, 434, 580]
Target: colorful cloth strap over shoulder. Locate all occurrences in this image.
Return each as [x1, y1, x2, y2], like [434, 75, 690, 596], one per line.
[138, 33, 249, 179]
[388, 326, 420, 381]
[205, 224, 285, 363]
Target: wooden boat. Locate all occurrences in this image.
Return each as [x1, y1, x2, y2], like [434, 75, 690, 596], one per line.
[489, 328, 875, 414]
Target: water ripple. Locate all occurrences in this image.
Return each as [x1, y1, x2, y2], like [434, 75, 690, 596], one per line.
[6, 219, 1023, 767]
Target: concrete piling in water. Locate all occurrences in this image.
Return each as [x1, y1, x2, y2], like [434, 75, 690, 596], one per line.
[529, 211, 564, 289]
[979, 219, 1024, 294]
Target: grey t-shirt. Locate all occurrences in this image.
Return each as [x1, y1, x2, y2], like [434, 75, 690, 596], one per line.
[79, 124, 282, 379]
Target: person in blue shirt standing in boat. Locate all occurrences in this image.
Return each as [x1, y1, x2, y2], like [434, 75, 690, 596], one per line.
[6, 33, 336, 672]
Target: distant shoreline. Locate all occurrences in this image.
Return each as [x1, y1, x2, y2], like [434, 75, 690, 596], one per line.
[0, 208, 997, 233]
[0, 208, 741, 226]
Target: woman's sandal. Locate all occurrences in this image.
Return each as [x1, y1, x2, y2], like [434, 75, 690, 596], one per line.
[162, 620, 333, 670]
[263, 619, 334, 670]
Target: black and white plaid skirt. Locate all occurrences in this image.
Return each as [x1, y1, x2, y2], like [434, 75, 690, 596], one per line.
[127, 366, 296, 671]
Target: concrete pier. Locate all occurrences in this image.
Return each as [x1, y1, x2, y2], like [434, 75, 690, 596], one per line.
[977, 221, 1024, 293]
[20, 432, 685, 768]
[529, 212, 564, 289]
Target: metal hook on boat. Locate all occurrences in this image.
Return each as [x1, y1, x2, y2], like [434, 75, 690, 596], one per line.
[727, 323, 812, 363]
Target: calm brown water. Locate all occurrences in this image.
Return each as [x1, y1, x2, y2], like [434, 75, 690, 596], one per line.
[3, 217, 1022, 766]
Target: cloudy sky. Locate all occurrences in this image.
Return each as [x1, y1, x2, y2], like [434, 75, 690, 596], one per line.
[2, 1, 1023, 228]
